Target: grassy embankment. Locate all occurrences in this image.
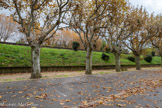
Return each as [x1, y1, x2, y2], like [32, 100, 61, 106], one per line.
[0, 44, 161, 67]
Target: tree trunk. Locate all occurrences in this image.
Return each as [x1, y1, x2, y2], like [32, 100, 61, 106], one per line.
[161, 55, 162, 68]
[135, 55, 141, 70]
[85, 47, 92, 75]
[31, 45, 42, 79]
[115, 52, 121, 72]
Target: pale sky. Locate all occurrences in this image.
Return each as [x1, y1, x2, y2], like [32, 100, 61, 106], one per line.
[129, 0, 162, 15]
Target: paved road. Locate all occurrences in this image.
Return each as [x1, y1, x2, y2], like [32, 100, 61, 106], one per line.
[0, 69, 162, 108]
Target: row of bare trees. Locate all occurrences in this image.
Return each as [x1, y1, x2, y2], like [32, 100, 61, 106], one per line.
[0, 0, 161, 78]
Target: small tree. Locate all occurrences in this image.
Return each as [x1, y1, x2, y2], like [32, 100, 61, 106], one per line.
[72, 41, 80, 51]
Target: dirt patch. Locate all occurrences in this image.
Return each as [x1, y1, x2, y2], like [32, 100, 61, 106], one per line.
[0, 67, 161, 82]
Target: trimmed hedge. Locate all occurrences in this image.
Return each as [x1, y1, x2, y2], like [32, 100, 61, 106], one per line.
[72, 41, 80, 51]
[144, 55, 152, 63]
[127, 56, 135, 62]
[102, 53, 109, 61]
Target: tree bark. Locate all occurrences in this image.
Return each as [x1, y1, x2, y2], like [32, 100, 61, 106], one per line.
[135, 55, 141, 70]
[85, 47, 92, 75]
[31, 45, 42, 79]
[115, 52, 121, 72]
[161, 55, 162, 68]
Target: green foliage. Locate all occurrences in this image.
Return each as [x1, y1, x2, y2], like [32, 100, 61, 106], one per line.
[144, 55, 152, 63]
[72, 41, 80, 51]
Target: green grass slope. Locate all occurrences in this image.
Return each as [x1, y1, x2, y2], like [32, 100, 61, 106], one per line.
[0, 44, 161, 67]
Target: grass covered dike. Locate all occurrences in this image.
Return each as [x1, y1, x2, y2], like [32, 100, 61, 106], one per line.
[0, 43, 161, 67]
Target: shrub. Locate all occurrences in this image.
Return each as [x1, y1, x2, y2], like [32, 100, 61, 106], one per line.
[127, 56, 135, 62]
[72, 41, 80, 51]
[151, 51, 155, 57]
[102, 53, 109, 61]
[144, 55, 152, 63]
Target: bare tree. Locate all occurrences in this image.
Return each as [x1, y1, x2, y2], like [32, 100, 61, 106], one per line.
[150, 14, 162, 67]
[3, 0, 71, 78]
[0, 14, 17, 42]
[124, 6, 160, 70]
[103, 1, 129, 72]
[66, 0, 111, 74]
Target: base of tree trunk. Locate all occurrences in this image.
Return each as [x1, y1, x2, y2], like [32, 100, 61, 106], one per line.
[31, 45, 42, 79]
[85, 71, 92, 75]
[116, 69, 120, 72]
[85, 47, 92, 75]
[135, 55, 141, 70]
[31, 73, 42, 79]
[115, 53, 121, 72]
[136, 68, 141, 70]
[161, 56, 162, 68]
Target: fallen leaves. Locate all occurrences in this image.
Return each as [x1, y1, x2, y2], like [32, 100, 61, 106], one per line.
[81, 100, 88, 106]
[18, 91, 23, 94]
[52, 98, 57, 101]
[65, 99, 71, 102]
[0, 69, 161, 108]
[78, 71, 162, 107]
[159, 79, 162, 82]
[25, 93, 33, 97]
[35, 93, 48, 99]
[59, 102, 64, 105]
[116, 104, 126, 107]
[26, 102, 34, 106]
[97, 100, 104, 105]
[11, 95, 16, 98]
[63, 106, 70, 108]
[146, 104, 152, 107]
[58, 99, 72, 106]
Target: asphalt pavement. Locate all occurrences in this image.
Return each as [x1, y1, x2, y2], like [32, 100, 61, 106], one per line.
[0, 69, 162, 108]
